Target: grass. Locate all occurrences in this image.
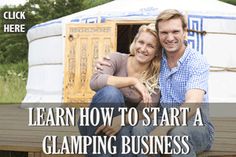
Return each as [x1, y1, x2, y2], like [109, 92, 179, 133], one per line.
[0, 61, 27, 104]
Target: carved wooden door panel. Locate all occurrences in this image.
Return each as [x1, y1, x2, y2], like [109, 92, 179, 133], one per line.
[64, 23, 117, 105]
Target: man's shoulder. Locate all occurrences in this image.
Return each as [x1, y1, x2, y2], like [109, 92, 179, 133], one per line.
[184, 47, 209, 73]
[109, 52, 128, 59]
[186, 47, 208, 64]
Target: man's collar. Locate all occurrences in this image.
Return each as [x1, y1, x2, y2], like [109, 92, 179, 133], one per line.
[162, 45, 190, 65]
[178, 45, 190, 64]
[162, 49, 167, 62]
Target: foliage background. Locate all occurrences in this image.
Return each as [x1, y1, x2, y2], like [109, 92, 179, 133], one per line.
[220, 0, 236, 5]
[0, 0, 235, 103]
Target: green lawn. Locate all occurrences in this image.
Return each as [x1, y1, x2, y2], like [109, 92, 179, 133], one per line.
[0, 75, 26, 103]
[0, 62, 27, 103]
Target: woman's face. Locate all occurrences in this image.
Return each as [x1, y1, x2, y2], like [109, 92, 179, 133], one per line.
[134, 31, 158, 64]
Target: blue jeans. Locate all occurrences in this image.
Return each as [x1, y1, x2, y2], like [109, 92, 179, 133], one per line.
[78, 86, 133, 157]
[132, 119, 213, 157]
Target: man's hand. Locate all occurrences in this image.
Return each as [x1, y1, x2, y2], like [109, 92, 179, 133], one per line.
[95, 56, 111, 71]
[95, 115, 122, 136]
[149, 126, 169, 137]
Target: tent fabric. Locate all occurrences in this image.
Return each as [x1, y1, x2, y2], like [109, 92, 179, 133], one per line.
[22, 0, 236, 106]
[28, 36, 63, 66]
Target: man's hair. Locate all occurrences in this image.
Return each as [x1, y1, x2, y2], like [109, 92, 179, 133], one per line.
[155, 9, 187, 32]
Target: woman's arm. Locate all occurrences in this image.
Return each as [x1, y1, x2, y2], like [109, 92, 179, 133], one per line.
[90, 52, 122, 91]
[90, 53, 144, 90]
[107, 76, 138, 88]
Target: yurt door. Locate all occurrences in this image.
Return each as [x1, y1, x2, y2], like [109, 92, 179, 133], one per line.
[64, 22, 117, 105]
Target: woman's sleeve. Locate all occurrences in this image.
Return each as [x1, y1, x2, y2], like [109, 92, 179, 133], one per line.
[90, 52, 121, 91]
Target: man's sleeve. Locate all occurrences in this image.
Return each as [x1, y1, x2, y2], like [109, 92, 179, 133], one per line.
[186, 57, 209, 94]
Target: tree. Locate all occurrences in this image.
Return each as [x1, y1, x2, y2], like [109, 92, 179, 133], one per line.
[220, 0, 236, 5]
[0, 5, 28, 63]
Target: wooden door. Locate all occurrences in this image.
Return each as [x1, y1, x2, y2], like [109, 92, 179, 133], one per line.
[64, 22, 117, 105]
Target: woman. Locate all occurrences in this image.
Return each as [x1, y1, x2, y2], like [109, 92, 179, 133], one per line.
[78, 24, 162, 157]
[91, 23, 161, 107]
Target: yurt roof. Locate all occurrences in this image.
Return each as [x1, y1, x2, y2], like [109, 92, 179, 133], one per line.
[30, 0, 236, 29]
[66, 0, 236, 20]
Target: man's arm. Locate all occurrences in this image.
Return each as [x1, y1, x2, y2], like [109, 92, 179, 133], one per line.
[181, 88, 205, 121]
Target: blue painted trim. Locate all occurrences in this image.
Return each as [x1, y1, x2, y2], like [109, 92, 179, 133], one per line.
[187, 16, 204, 54]
[29, 13, 236, 30]
[71, 19, 80, 22]
[29, 20, 62, 30]
[187, 14, 236, 55]
[200, 17, 204, 55]
[188, 14, 236, 20]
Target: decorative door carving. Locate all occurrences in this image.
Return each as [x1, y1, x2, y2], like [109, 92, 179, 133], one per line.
[64, 22, 117, 105]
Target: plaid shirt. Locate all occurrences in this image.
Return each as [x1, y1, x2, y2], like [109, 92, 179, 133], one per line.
[159, 46, 209, 107]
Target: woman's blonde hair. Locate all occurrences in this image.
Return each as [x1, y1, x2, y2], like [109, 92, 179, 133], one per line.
[129, 24, 162, 94]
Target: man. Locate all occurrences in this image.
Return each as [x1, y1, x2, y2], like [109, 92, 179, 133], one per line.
[95, 9, 214, 156]
[132, 9, 214, 157]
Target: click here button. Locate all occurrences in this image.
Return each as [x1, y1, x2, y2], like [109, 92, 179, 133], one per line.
[3, 11, 26, 33]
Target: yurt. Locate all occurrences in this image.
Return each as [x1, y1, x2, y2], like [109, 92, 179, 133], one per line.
[22, 0, 236, 115]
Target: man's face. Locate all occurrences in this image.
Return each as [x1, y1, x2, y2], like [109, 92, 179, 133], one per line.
[158, 18, 186, 54]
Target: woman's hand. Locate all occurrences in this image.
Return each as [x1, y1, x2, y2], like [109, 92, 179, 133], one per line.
[133, 78, 152, 105]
